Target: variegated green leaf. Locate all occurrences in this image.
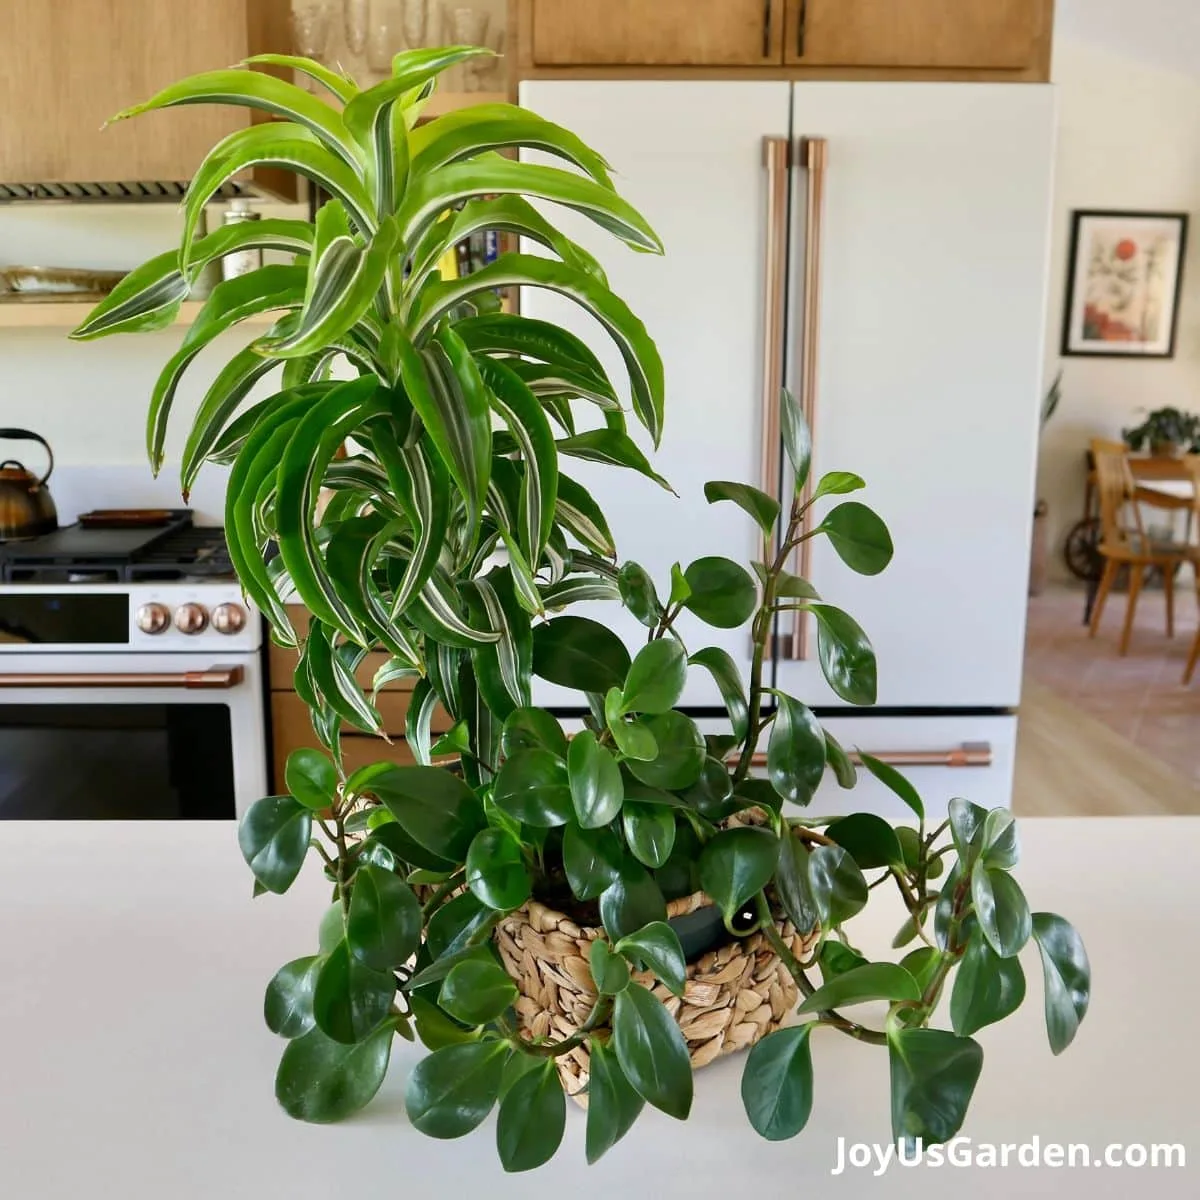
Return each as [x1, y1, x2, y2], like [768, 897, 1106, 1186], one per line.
[397, 155, 662, 256]
[496, 530, 544, 617]
[555, 475, 617, 558]
[373, 656, 420, 697]
[395, 326, 491, 547]
[274, 377, 388, 641]
[108, 67, 363, 170]
[412, 254, 664, 446]
[557, 430, 673, 492]
[410, 103, 613, 186]
[146, 264, 306, 472]
[509, 360, 620, 411]
[406, 194, 608, 293]
[179, 337, 292, 497]
[70, 218, 313, 340]
[257, 218, 400, 359]
[303, 619, 382, 734]
[415, 571, 501, 648]
[478, 358, 558, 563]
[466, 573, 532, 716]
[242, 54, 359, 104]
[181, 123, 375, 270]
[539, 575, 622, 608]
[454, 313, 612, 384]
[405, 678, 441, 766]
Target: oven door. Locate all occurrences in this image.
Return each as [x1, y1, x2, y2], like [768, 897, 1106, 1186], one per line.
[0, 653, 267, 820]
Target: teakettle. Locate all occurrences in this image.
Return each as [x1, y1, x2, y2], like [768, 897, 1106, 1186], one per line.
[0, 429, 58, 541]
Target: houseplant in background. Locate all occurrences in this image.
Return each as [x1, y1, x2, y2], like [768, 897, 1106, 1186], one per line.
[1123, 406, 1200, 458]
[73, 48, 1091, 1170]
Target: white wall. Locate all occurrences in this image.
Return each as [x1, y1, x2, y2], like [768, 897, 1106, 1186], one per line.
[1039, 40, 1200, 576]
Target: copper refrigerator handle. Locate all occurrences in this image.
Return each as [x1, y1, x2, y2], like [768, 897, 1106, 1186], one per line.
[0, 666, 245, 690]
[746, 744, 994, 770]
[782, 135, 828, 662]
[758, 136, 791, 569]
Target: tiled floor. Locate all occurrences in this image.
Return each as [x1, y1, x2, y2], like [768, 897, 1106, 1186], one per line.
[1023, 580, 1200, 786]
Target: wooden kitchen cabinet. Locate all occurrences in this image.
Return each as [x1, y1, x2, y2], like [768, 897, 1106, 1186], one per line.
[525, 0, 785, 67]
[517, 0, 1052, 80]
[0, 0, 291, 185]
[783, 0, 1051, 71]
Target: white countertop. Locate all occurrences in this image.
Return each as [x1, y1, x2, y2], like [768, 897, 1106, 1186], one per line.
[1138, 478, 1195, 501]
[1, 819, 1197, 1199]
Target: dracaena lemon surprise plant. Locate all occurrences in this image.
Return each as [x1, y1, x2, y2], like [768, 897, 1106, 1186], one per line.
[74, 48, 1091, 1171]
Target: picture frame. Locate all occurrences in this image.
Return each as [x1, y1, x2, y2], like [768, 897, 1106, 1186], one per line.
[1061, 210, 1189, 358]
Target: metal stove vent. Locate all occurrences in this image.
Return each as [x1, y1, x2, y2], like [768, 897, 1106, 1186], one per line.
[0, 180, 252, 204]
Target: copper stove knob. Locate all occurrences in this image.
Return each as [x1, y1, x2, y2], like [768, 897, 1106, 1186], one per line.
[211, 602, 247, 635]
[174, 603, 209, 635]
[135, 602, 171, 635]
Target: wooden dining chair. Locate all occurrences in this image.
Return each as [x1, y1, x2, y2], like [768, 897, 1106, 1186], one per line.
[1089, 442, 1192, 654]
[1182, 455, 1200, 685]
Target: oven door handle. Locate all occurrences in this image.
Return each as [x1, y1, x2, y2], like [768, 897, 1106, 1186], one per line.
[0, 665, 245, 690]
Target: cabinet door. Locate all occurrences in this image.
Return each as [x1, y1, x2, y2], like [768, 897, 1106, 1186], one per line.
[784, 0, 1049, 70]
[518, 81, 790, 709]
[776, 83, 1055, 710]
[528, 0, 785, 67]
[0, 0, 255, 183]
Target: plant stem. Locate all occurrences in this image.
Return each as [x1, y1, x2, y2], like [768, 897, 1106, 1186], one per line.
[505, 996, 612, 1058]
[754, 894, 887, 1046]
[334, 812, 352, 919]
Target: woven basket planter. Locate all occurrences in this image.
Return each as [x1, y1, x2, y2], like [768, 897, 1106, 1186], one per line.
[494, 892, 817, 1105]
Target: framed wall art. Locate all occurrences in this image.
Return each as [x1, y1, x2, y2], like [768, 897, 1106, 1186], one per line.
[1061, 210, 1189, 358]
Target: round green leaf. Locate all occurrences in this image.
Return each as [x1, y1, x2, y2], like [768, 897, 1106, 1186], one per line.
[971, 866, 1032, 958]
[368, 821, 458, 874]
[811, 470, 865, 502]
[679, 756, 737, 822]
[500, 706, 568, 760]
[563, 821, 624, 901]
[612, 981, 694, 1120]
[689, 646, 750, 742]
[823, 729, 857, 789]
[425, 891, 493, 960]
[1031, 912, 1091, 1055]
[615, 920, 686, 997]
[465, 828, 532, 911]
[585, 1039, 645, 1164]
[367, 764, 487, 861]
[405, 1041, 509, 1139]
[285, 747, 337, 811]
[741, 1025, 813, 1141]
[438, 959, 519, 1025]
[589, 939, 632, 994]
[668, 562, 692, 606]
[818, 501, 894, 576]
[346, 864, 422, 970]
[618, 561, 662, 628]
[622, 802, 677, 869]
[950, 928, 1026, 1036]
[496, 1059, 566, 1172]
[797, 962, 921, 1013]
[698, 826, 779, 922]
[621, 638, 687, 715]
[979, 808, 1020, 870]
[766, 693, 826, 807]
[809, 604, 877, 706]
[568, 729, 625, 829]
[899, 946, 942, 994]
[275, 1021, 394, 1124]
[264, 955, 320, 1039]
[410, 994, 479, 1052]
[238, 795, 312, 894]
[625, 711, 705, 791]
[312, 941, 396, 1044]
[858, 751, 925, 819]
[703, 480, 781, 537]
[599, 858, 668, 942]
[532, 615, 631, 693]
[808, 844, 868, 928]
[774, 834, 818, 937]
[780, 388, 812, 493]
[681, 556, 757, 628]
[493, 748, 574, 827]
[825, 813, 904, 870]
[819, 941, 868, 983]
[605, 687, 659, 761]
[948, 797, 988, 862]
[888, 1028, 983, 1146]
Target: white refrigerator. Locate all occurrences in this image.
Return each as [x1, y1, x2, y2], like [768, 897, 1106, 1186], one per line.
[521, 81, 1056, 816]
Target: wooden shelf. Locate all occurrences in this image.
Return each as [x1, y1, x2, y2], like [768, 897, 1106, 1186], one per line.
[0, 300, 284, 330]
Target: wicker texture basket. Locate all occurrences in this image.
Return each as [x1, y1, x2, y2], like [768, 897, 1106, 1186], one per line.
[495, 891, 817, 1104]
